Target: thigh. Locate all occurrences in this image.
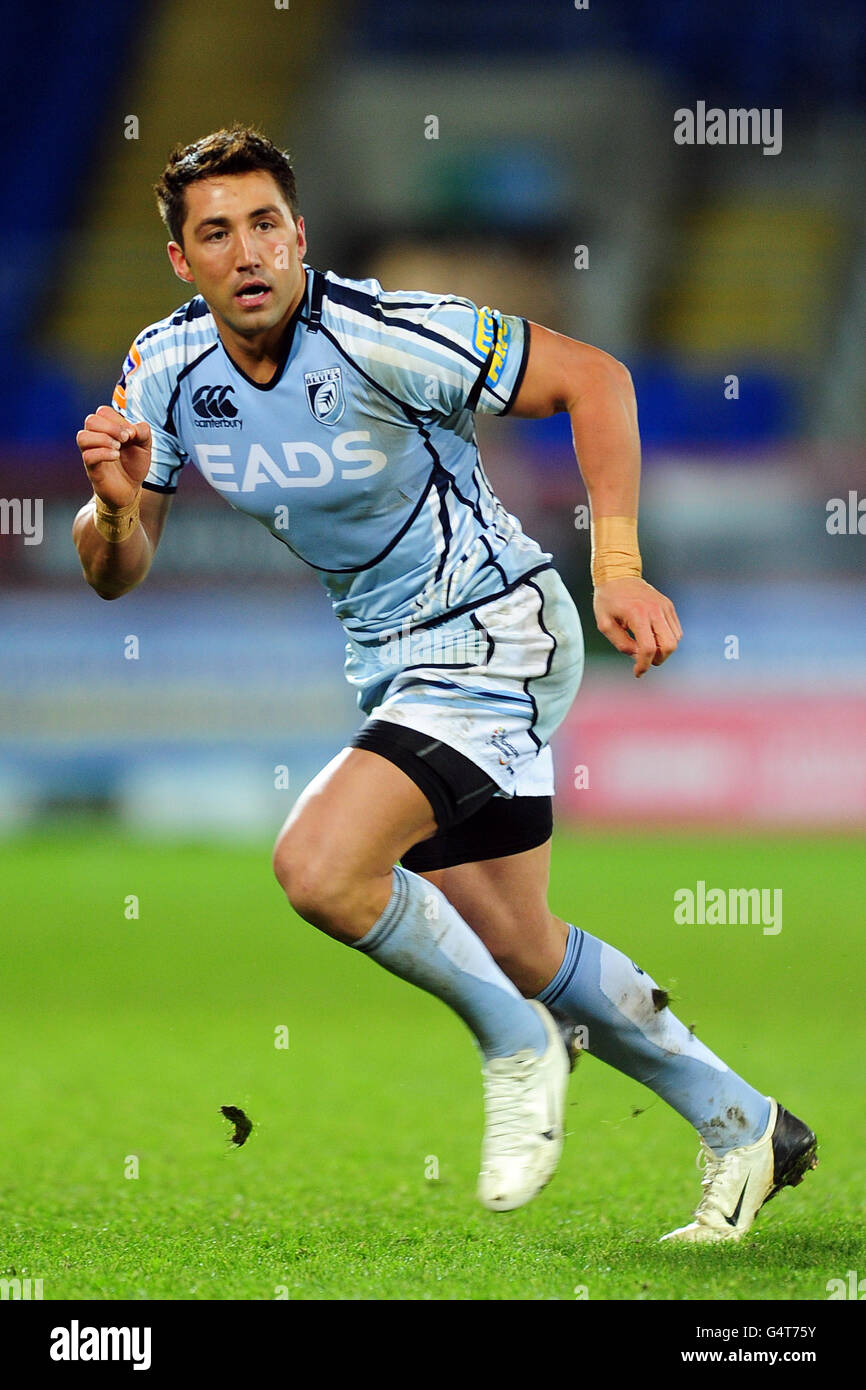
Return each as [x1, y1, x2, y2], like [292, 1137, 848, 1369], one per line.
[277, 746, 439, 878]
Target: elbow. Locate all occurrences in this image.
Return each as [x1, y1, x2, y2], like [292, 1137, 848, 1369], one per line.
[81, 569, 135, 601]
[565, 347, 634, 412]
[612, 355, 633, 386]
[612, 357, 634, 395]
[94, 576, 141, 600]
[609, 357, 636, 413]
[587, 347, 633, 392]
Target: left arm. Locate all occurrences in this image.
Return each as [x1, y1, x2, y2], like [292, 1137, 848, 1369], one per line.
[510, 322, 682, 678]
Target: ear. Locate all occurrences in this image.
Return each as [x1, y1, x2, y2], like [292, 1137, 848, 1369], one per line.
[295, 215, 307, 260]
[167, 241, 195, 284]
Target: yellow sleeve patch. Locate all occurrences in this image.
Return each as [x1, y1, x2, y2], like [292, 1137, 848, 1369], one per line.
[473, 307, 511, 387]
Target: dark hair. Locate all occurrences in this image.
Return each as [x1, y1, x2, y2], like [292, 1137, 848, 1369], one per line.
[154, 125, 300, 246]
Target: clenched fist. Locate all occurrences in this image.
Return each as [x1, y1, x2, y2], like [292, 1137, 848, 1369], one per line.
[76, 405, 152, 510]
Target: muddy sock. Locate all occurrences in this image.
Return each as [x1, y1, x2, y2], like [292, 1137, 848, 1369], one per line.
[537, 925, 771, 1154]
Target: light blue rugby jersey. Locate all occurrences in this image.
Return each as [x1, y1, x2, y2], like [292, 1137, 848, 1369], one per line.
[113, 265, 552, 644]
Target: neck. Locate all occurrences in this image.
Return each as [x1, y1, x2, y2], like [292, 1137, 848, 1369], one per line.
[216, 275, 307, 383]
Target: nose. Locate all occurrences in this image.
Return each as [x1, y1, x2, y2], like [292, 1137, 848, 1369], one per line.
[235, 231, 261, 269]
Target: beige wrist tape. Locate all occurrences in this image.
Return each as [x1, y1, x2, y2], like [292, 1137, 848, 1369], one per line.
[92, 493, 141, 544]
[590, 515, 642, 586]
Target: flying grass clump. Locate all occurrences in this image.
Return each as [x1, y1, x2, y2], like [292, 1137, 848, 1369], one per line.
[220, 1105, 253, 1147]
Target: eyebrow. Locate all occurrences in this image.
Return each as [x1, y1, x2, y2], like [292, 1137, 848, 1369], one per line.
[193, 205, 284, 234]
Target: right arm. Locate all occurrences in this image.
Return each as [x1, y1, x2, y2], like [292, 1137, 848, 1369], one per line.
[73, 404, 171, 599]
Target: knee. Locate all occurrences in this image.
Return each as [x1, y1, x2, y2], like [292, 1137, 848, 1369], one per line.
[272, 824, 345, 928]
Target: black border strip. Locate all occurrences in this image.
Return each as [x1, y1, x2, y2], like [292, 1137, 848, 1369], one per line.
[500, 318, 531, 416]
[464, 316, 500, 412]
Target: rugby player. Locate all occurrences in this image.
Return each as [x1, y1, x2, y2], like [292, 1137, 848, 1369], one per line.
[73, 127, 816, 1238]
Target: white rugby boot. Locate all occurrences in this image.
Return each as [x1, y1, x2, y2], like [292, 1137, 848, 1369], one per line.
[660, 1098, 818, 1243]
[477, 1000, 570, 1212]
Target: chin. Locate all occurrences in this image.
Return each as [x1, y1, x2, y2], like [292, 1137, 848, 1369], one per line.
[229, 306, 283, 336]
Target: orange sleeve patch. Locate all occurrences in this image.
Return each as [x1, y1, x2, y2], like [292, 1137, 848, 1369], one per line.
[112, 341, 142, 413]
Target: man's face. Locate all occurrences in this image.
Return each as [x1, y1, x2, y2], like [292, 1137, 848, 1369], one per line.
[167, 170, 307, 338]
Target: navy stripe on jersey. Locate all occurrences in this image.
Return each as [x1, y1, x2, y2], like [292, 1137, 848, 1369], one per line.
[522, 574, 558, 748]
[471, 611, 496, 665]
[163, 342, 219, 436]
[479, 533, 509, 588]
[465, 317, 500, 413]
[313, 316, 425, 422]
[306, 268, 326, 331]
[321, 276, 518, 413]
[272, 463, 439, 575]
[323, 279, 484, 375]
[135, 295, 211, 349]
[278, 317, 448, 575]
[346, 562, 553, 643]
[432, 470, 453, 584]
[397, 675, 532, 706]
[307, 317, 505, 592]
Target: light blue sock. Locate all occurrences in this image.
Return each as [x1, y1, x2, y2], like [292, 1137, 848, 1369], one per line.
[538, 925, 771, 1154]
[354, 866, 547, 1062]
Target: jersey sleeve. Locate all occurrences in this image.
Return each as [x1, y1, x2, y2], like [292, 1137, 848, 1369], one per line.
[112, 339, 187, 493]
[327, 281, 531, 419]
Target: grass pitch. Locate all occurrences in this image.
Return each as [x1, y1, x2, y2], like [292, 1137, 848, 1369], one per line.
[1, 828, 862, 1301]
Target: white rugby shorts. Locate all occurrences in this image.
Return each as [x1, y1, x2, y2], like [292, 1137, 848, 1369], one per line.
[347, 567, 584, 797]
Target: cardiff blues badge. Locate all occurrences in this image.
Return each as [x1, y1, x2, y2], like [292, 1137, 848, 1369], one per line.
[304, 366, 345, 425]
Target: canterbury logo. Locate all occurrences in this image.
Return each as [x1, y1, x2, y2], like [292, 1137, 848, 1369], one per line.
[192, 384, 239, 420]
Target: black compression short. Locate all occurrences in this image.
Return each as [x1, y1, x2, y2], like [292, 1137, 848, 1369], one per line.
[401, 791, 553, 872]
[349, 718, 554, 871]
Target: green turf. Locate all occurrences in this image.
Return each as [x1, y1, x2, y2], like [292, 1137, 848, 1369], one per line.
[1, 828, 862, 1300]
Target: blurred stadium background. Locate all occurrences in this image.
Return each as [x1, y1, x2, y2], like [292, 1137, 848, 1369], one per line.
[2, 0, 866, 841]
